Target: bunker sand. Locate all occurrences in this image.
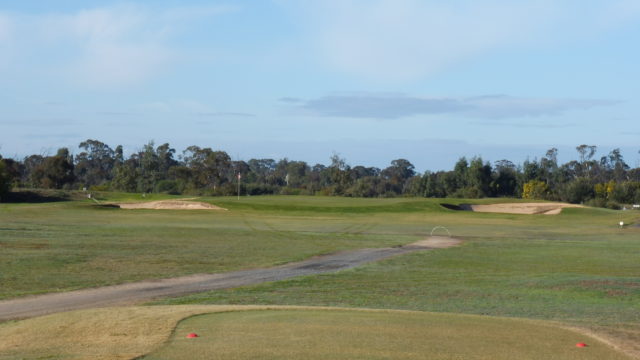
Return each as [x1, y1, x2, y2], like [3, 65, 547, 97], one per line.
[0, 237, 460, 321]
[469, 202, 583, 215]
[114, 200, 227, 210]
[461, 202, 583, 215]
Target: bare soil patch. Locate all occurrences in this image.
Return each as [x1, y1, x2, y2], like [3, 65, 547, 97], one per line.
[405, 236, 462, 248]
[442, 202, 583, 215]
[115, 200, 227, 210]
[0, 237, 461, 322]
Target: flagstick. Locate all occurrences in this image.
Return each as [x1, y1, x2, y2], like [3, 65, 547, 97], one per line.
[237, 173, 241, 200]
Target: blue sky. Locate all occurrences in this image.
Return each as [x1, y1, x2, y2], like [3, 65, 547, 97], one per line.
[1, 0, 639, 171]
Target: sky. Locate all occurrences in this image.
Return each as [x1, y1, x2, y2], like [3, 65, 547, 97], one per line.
[1, 0, 639, 171]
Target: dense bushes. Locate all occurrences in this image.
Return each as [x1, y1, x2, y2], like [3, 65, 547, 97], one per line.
[0, 159, 12, 201]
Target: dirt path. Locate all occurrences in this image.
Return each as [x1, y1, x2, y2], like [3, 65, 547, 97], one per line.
[0, 237, 461, 322]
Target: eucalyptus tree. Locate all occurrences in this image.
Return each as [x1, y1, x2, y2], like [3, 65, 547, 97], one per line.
[182, 146, 232, 191]
[492, 160, 517, 197]
[576, 144, 597, 179]
[75, 139, 115, 187]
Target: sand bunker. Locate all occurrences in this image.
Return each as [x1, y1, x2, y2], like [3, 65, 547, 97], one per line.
[443, 202, 582, 215]
[115, 200, 227, 210]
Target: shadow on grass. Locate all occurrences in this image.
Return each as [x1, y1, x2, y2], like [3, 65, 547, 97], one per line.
[440, 203, 472, 211]
[3, 190, 71, 203]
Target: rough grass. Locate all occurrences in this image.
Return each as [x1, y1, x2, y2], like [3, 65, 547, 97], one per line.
[0, 195, 434, 299]
[0, 306, 630, 360]
[3, 194, 607, 300]
[0, 305, 243, 359]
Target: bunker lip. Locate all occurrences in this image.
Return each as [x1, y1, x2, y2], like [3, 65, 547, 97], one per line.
[0, 236, 461, 322]
[111, 200, 227, 210]
[440, 202, 583, 215]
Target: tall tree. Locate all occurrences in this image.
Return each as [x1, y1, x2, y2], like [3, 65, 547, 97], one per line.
[492, 160, 517, 197]
[328, 153, 351, 195]
[381, 159, 416, 195]
[182, 146, 232, 191]
[75, 139, 115, 187]
[466, 157, 492, 197]
[576, 144, 597, 178]
[35, 148, 75, 189]
[608, 148, 629, 181]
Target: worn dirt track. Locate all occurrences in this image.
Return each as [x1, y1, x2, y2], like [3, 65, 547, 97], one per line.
[0, 237, 461, 322]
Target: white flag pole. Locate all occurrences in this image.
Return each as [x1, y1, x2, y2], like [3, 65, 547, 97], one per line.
[237, 173, 241, 200]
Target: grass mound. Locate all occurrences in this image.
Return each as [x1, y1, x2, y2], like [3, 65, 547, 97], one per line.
[0, 306, 628, 360]
[146, 308, 628, 360]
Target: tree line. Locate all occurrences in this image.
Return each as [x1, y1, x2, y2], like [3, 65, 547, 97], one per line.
[1, 139, 639, 208]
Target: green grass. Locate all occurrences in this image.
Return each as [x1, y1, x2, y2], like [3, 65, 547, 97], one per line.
[2, 192, 640, 354]
[148, 197, 640, 351]
[0, 194, 458, 299]
[1, 306, 628, 359]
[158, 237, 640, 323]
[143, 309, 629, 360]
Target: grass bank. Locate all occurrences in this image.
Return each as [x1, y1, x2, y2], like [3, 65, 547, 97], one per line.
[0, 306, 629, 359]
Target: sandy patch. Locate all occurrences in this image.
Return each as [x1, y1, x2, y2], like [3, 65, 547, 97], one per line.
[469, 202, 583, 215]
[115, 200, 227, 210]
[407, 236, 462, 248]
[447, 202, 583, 215]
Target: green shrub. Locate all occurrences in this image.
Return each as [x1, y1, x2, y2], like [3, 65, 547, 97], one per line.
[0, 160, 12, 202]
[155, 180, 180, 194]
[522, 180, 548, 199]
[561, 178, 594, 204]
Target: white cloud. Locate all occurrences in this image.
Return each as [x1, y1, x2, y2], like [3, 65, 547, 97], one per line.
[0, 4, 232, 88]
[464, 95, 619, 119]
[294, 93, 619, 119]
[47, 5, 177, 87]
[74, 41, 172, 87]
[283, 0, 640, 83]
[285, 0, 557, 82]
[0, 13, 10, 41]
[600, 0, 640, 25]
[0, 13, 13, 70]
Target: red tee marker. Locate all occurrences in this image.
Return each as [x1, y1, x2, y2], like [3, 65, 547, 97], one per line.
[186, 333, 199, 338]
[576, 342, 587, 347]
